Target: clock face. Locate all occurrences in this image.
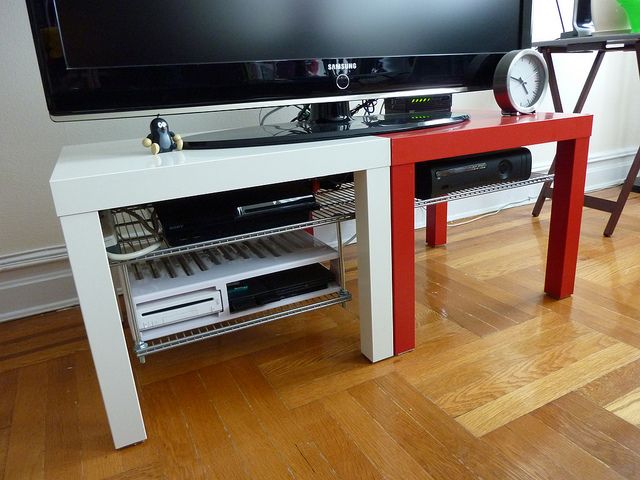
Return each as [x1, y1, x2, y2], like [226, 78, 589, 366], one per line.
[507, 54, 546, 111]
[493, 49, 549, 115]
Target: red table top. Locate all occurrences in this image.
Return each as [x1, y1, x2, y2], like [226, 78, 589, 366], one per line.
[381, 110, 593, 165]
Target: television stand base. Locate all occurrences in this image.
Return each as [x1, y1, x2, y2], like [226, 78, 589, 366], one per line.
[183, 112, 469, 149]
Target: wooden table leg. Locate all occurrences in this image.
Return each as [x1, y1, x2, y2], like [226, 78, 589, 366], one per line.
[545, 137, 590, 299]
[391, 163, 416, 354]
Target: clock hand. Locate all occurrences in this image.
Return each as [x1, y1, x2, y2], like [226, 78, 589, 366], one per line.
[509, 75, 530, 95]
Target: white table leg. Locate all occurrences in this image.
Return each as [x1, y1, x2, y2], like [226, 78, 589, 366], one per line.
[60, 212, 146, 448]
[354, 167, 394, 362]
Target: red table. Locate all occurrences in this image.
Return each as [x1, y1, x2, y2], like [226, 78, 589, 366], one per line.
[383, 111, 593, 355]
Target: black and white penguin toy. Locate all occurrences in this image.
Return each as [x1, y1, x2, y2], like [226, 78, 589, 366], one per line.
[142, 117, 183, 154]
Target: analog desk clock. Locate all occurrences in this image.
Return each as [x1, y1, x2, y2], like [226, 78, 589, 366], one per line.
[493, 49, 549, 115]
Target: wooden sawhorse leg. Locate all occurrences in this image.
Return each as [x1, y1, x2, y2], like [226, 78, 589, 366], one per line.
[533, 46, 640, 237]
[598, 147, 640, 236]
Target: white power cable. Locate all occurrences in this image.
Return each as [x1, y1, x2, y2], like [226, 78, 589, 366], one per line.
[341, 196, 535, 246]
[447, 197, 535, 227]
[106, 242, 162, 261]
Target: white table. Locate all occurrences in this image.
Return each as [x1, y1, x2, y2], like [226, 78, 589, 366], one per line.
[50, 135, 394, 448]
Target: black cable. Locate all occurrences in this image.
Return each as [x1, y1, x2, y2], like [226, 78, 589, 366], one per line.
[362, 100, 377, 114]
[259, 106, 285, 125]
[555, 0, 566, 33]
[293, 104, 311, 122]
[350, 99, 378, 116]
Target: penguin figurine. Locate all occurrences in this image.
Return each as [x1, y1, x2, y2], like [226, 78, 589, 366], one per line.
[142, 116, 183, 154]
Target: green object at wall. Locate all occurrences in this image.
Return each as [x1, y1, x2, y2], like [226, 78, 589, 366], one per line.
[618, 0, 640, 31]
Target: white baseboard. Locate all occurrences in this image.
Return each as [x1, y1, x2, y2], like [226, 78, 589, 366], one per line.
[0, 246, 77, 323]
[0, 148, 635, 322]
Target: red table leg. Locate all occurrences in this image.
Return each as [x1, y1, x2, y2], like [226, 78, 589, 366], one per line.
[426, 202, 448, 246]
[391, 163, 416, 354]
[545, 137, 590, 299]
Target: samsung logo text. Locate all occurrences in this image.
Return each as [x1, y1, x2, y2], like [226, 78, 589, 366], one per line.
[327, 63, 357, 71]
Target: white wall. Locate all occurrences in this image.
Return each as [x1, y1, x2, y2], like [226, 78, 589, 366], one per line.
[1, 0, 639, 320]
[0, 0, 301, 257]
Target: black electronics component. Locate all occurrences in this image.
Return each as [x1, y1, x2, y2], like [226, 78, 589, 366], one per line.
[227, 263, 335, 313]
[384, 95, 453, 115]
[415, 148, 532, 199]
[154, 181, 319, 246]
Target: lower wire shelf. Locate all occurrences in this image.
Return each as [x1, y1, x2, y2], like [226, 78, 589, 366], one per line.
[414, 171, 554, 208]
[132, 289, 351, 359]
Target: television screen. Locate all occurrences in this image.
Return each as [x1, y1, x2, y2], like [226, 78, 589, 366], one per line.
[26, 0, 532, 119]
[54, 0, 524, 68]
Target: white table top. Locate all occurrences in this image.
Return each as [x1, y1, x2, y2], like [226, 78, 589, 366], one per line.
[50, 135, 390, 216]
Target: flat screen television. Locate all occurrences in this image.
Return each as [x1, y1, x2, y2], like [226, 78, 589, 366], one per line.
[26, 0, 532, 147]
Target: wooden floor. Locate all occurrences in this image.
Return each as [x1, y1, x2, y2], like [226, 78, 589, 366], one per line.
[3, 187, 640, 479]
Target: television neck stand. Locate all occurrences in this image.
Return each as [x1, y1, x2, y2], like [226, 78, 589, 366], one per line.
[308, 101, 352, 124]
[182, 99, 469, 150]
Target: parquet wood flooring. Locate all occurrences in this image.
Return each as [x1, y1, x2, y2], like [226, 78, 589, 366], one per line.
[3, 186, 640, 479]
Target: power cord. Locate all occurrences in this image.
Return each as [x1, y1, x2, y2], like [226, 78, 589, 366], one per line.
[106, 242, 162, 261]
[555, 0, 567, 33]
[344, 231, 358, 246]
[105, 207, 164, 261]
[446, 197, 536, 227]
[259, 106, 286, 125]
[340, 196, 536, 248]
[350, 99, 378, 116]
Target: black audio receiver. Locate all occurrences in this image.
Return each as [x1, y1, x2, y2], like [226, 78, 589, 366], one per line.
[415, 148, 532, 199]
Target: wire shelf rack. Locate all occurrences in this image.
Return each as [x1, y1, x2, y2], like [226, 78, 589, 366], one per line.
[414, 172, 554, 208]
[109, 184, 356, 265]
[133, 290, 351, 359]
